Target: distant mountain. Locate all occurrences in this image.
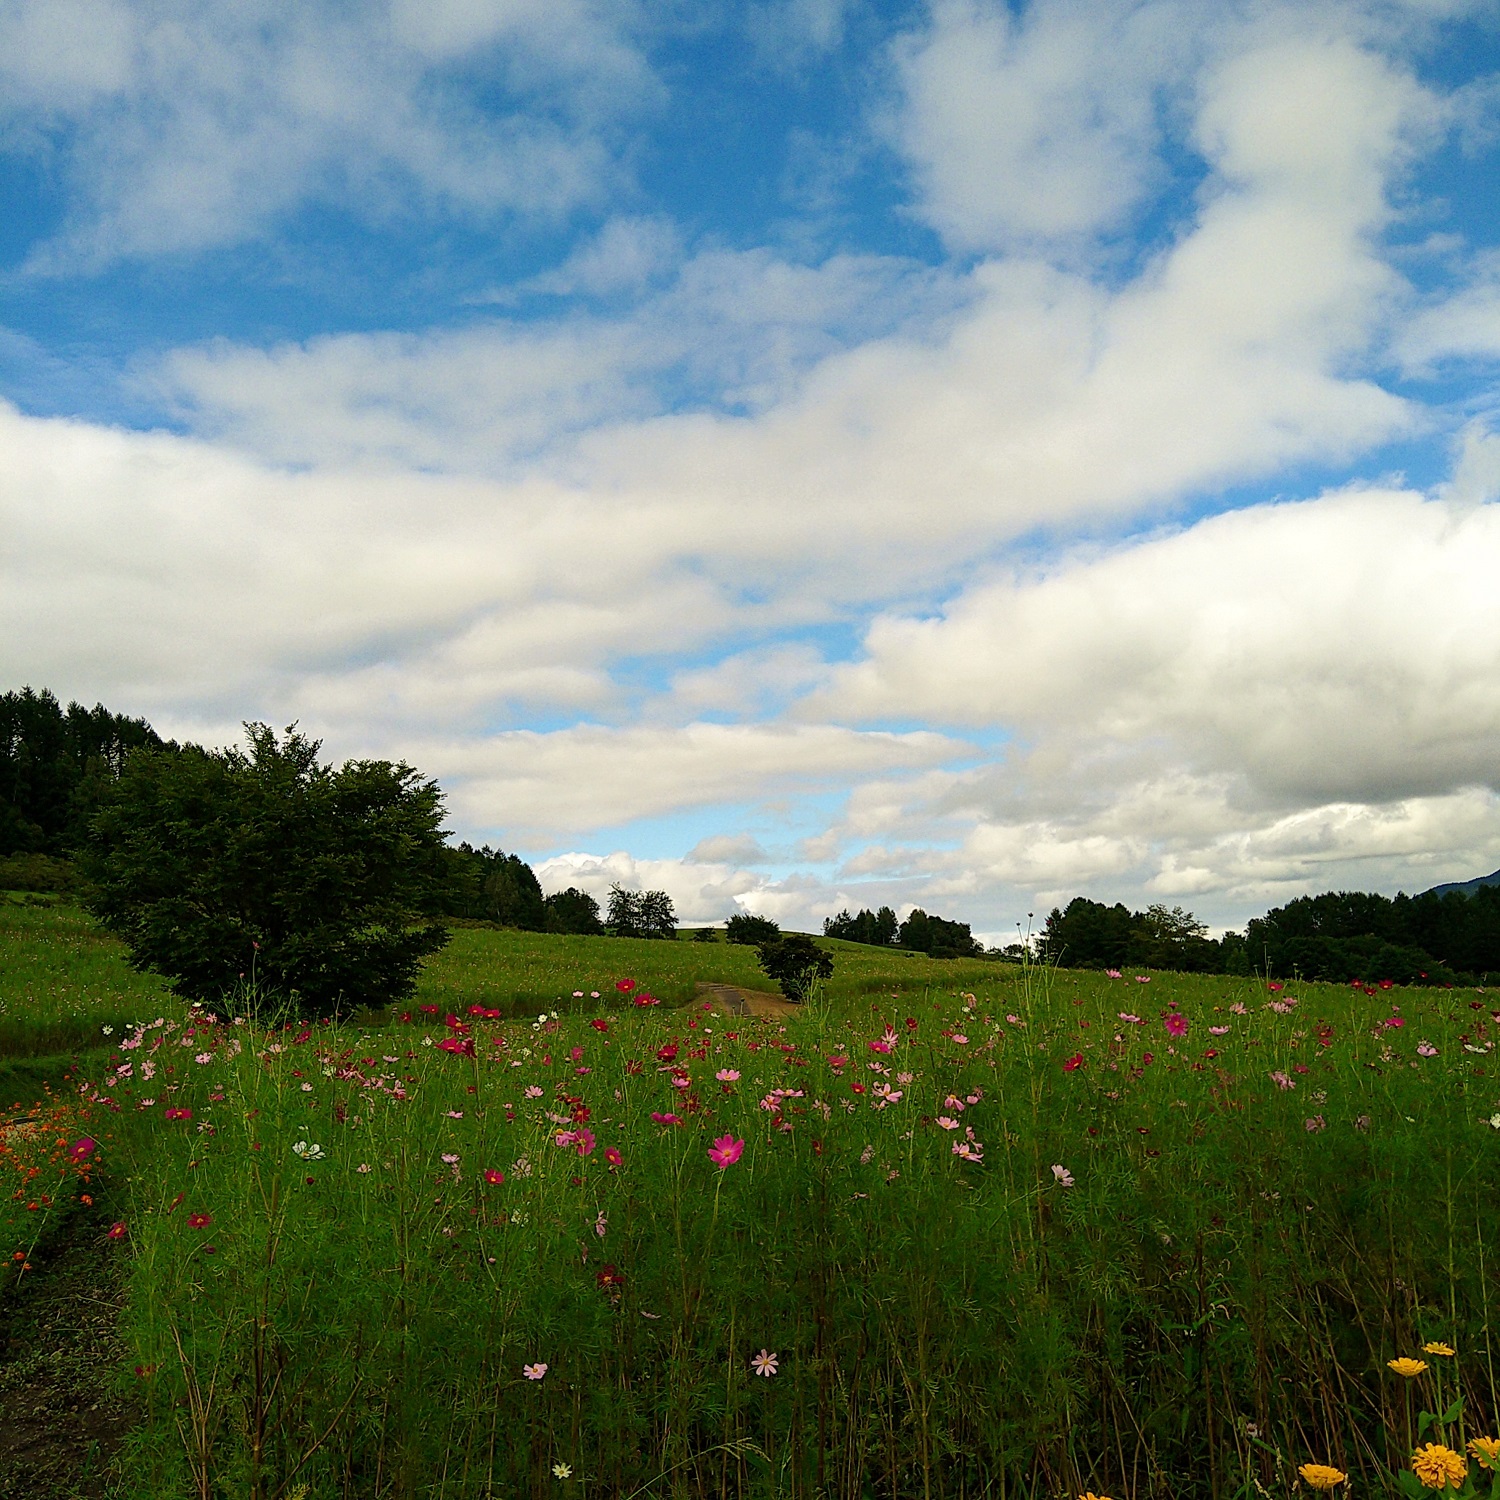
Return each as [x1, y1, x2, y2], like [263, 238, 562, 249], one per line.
[1426, 868, 1500, 898]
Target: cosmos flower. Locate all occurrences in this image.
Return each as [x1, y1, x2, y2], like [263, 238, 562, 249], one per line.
[751, 1349, 779, 1377]
[523, 1363, 548, 1380]
[708, 1135, 745, 1169]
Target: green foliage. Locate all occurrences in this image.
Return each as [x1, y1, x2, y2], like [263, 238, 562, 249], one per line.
[542, 886, 604, 935]
[0, 851, 79, 893]
[1246, 887, 1500, 982]
[896, 906, 982, 957]
[724, 912, 779, 945]
[1041, 896, 1226, 972]
[755, 932, 834, 1000]
[1, 686, 162, 856]
[80, 723, 450, 1020]
[823, 904, 899, 946]
[606, 884, 677, 939]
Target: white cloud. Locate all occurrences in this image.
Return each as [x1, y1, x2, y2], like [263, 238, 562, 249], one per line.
[685, 833, 772, 865]
[889, 0, 1192, 252]
[0, 0, 653, 264]
[415, 721, 966, 839]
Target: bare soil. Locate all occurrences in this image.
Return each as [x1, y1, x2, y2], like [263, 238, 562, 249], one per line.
[0, 1208, 139, 1500]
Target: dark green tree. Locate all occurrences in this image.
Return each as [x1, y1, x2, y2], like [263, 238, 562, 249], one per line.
[80, 724, 450, 1019]
[1, 686, 162, 855]
[756, 934, 834, 1002]
[608, 885, 676, 938]
[823, 906, 899, 946]
[726, 912, 780, 945]
[543, 887, 604, 935]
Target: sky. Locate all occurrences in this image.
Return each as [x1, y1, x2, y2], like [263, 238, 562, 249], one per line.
[4, 0, 1500, 943]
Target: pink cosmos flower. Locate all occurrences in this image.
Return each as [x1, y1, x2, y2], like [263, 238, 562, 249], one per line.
[68, 1137, 97, 1162]
[1417, 1041, 1438, 1057]
[1105, 969, 1122, 979]
[1135, 975, 1151, 984]
[523, 1363, 548, 1380]
[1209, 1025, 1230, 1035]
[573, 1128, 597, 1156]
[1269, 1070, 1295, 1090]
[751, 1349, 779, 1377]
[524, 1085, 544, 1098]
[708, 1135, 745, 1169]
[604, 1146, 623, 1168]
[935, 1116, 960, 1130]
[650, 1111, 683, 1126]
[616, 979, 636, 993]
[1051, 1164, 1074, 1187]
[1163, 1014, 1188, 1038]
[483, 1169, 505, 1185]
[441, 1152, 460, 1165]
[187, 1212, 212, 1228]
[1062, 1053, 1084, 1071]
[716, 1068, 740, 1082]
[951, 1034, 969, 1046]
[107, 1221, 127, 1240]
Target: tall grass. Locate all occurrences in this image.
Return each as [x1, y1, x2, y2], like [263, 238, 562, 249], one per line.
[77, 960, 1500, 1498]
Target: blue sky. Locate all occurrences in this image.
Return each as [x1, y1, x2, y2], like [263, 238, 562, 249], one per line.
[4, 0, 1500, 939]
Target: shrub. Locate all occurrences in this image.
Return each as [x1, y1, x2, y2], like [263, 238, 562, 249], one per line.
[756, 933, 834, 1001]
[80, 724, 450, 1019]
[725, 912, 779, 945]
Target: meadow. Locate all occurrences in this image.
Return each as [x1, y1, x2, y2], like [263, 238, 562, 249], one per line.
[3, 902, 1500, 1499]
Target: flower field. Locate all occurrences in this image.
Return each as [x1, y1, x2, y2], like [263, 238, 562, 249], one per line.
[4, 905, 1500, 1497]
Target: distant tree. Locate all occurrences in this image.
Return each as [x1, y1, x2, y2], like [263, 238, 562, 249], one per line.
[639, 889, 677, 941]
[607, 886, 677, 940]
[823, 906, 898, 946]
[726, 912, 780, 945]
[692, 925, 720, 943]
[483, 852, 546, 929]
[80, 723, 450, 1020]
[897, 908, 981, 958]
[1, 686, 162, 856]
[607, 885, 645, 936]
[543, 887, 604, 935]
[756, 934, 834, 1002]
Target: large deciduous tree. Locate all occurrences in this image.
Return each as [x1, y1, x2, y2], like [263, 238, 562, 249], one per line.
[81, 723, 450, 1019]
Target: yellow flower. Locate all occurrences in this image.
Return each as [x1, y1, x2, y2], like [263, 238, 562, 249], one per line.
[1422, 1342, 1457, 1357]
[1078, 1493, 1114, 1500]
[1412, 1444, 1468, 1490]
[1389, 1357, 1429, 1377]
[1299, 1464, 1348, 1489]
[1468, 1437, 1500, 1472]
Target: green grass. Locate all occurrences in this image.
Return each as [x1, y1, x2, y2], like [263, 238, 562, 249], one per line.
[415, 924, 1011, 1016]
[0, 901, 180, 1059]
[8, 906, 1500, 1498]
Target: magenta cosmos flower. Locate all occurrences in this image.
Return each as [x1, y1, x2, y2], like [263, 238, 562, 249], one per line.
[1163, 1013, 1188, 1038]
[650, 1111, 682, 1126]
[68, 1137, 97, 1162]
[708, 1135, 745, 1169]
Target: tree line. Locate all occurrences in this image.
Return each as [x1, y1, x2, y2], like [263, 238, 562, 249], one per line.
[1040, 886, 1500, 985]
[822, 904, 982, 957]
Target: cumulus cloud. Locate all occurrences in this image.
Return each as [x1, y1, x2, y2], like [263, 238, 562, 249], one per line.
[0, 0, 653, 264]
[411, 721, 965, 839]
[890, 0, 1192, 252]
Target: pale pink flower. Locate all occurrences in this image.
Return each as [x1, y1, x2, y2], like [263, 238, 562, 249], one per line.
[935, 1116, 960, 1130]
[524, 1085, 544, 1099]
[523, 1363, 548, 1380]
[1417, 1041, 1438, 1057]
[951, 1034, 969, 1045]
[1051, 1164, 1074, 1187]
[751, 1349, 779, 1377]
[716, 1069, 740, 1082]
[441, 1152, 460, 1165]
[1209, 1026, 1230, 1035]
[1270, 1070, 1295, 1090]
[1118, 1013, 1143, 1024]
[1105, 969, 1122, 979]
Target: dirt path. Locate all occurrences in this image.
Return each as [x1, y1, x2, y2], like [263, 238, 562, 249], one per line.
[694, 982, 803, 1020]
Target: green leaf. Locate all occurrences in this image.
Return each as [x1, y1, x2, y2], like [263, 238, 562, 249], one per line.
[1442, 1396, 1464, 1424]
